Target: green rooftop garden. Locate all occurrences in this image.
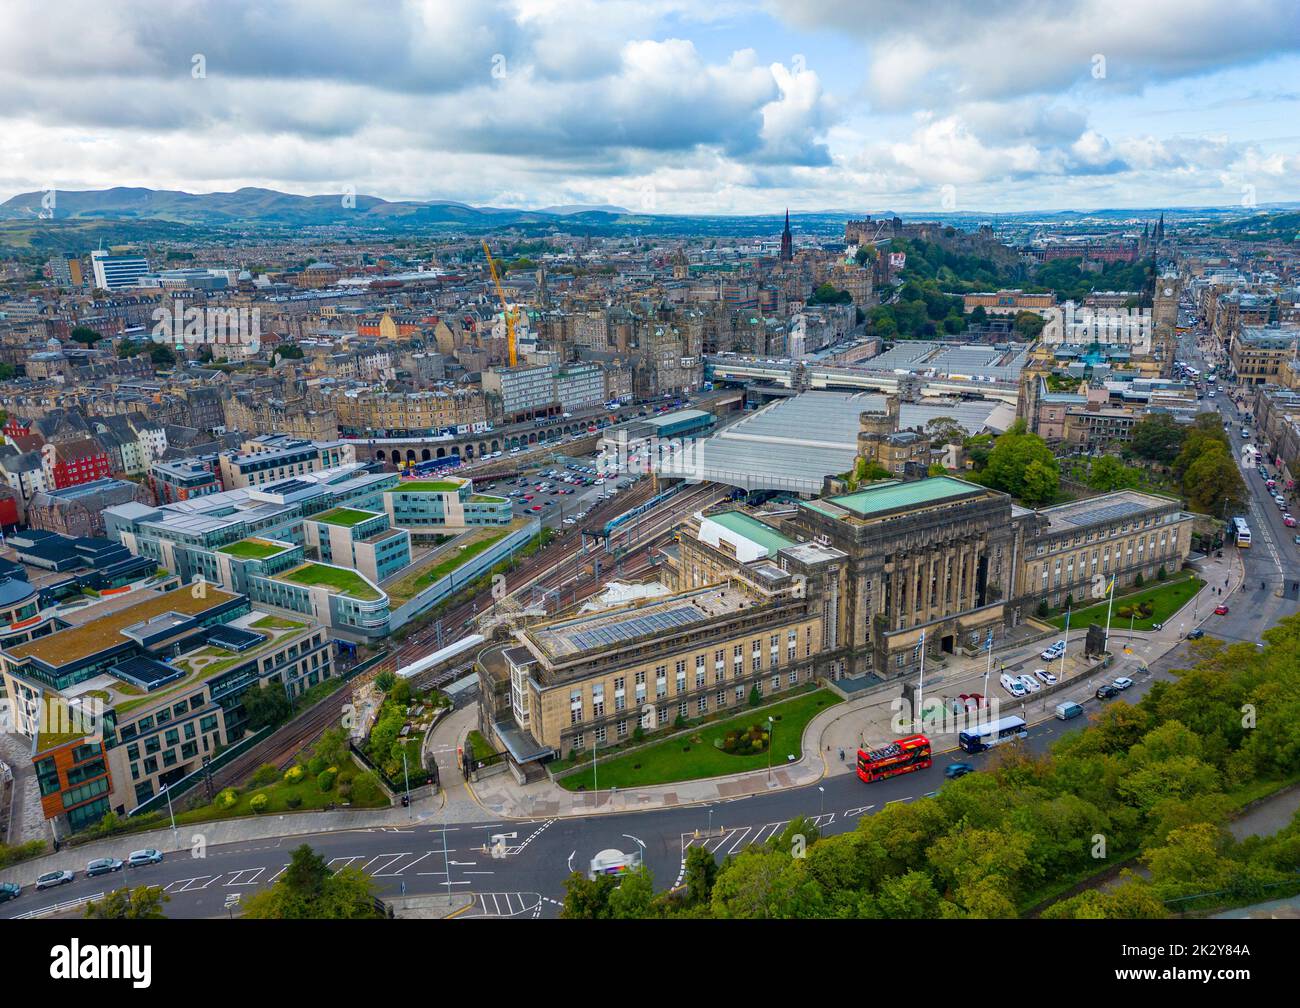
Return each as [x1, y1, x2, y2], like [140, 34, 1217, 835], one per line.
[393, 480, 463, 493]
[217, 538, 287, 560]
[314, 507, 375, 528]
[277, 562, 382, 601]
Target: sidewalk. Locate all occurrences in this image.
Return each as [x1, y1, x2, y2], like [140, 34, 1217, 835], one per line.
[1, 555, 1247, 879]
[467, 549, 1246, 818]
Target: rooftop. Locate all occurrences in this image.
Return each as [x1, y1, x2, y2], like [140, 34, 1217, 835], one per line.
[313, 506, 377, 528]
[704, 511, 794, 557]
[275, 562, 382, 601]
[5, 586, 238, 668]
[805, 476, 988, 520]
[528, 583, 753, 659]
[393, 480, 465, 493]
[1038, 490, 1179, 533]
[216, 537, 290, 560]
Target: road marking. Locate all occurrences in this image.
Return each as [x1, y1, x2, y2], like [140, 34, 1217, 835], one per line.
[363, 853, 415, 876]
[166, 875, 220, 893]
[224, 867, 266, 886]
[844, 805, 875, 817]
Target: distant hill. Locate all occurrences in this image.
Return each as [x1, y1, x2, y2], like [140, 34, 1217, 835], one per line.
[0, 186, 634, 229]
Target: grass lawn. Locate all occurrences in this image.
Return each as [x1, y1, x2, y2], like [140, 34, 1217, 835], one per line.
[557, 687, 841, 791]
[277, 562, 381, 600]
[315, 507, 375, 527]
[396, 480, 463, 493]
[1046, 572, 1205, 632]
[217, 538, 287, 560]
[251, 615, 307, 630]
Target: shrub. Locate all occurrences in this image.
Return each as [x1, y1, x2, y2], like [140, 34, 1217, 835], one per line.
[249, 794, 269, 814]
[217, 788, 239, 809]
[1036, 600, 1049, 618]
[351, 771, 385, 806]
[285, 795, 302, 809]
[317, 768, 338, 792]
[251, 763, 279, 786]
[1134, 573, 1145, 588]
[307, 756, 327, 776]
[748, 685, 762, 707]
[283, 765, 305, 785]
[1157, 566, 1168, 581]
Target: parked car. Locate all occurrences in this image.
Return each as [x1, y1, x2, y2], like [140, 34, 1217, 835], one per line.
[1017, 674, 1042, 693]
[1112, 676, 1134, 690]
[1214, 604, 1230, 615]
[35, 870, 74, 891]
[1185, 628, 1205, 640]
[1095, 683, 1121, 700]
[86, 857, 124, 877]
[127, 849, 164, 867]
[0, 881, 20, 903]
[945, 763, 975, 779]
[1035, 668, 1057, 684]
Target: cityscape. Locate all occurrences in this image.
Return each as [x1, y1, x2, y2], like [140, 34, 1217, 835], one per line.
[0, 0, 1297, 962]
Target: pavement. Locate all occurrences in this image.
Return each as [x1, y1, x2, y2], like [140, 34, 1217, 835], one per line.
[451, 544, 1245, 821]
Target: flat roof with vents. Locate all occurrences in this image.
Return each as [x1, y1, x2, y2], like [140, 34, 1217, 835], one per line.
[805, 476, 988, 520]
[1039, 490, 1177, 532]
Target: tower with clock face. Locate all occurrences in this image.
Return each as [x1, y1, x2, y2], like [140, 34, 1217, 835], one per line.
[1153, 273, 1182, 375]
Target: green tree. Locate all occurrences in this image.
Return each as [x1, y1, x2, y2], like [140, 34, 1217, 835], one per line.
[1012, 310, 1046, 338]
[560, 870, 618, 919]
[1181, 442, 1247, 516]
[1129, 412, 1186, 464]
[1086, 455, 1142, 492]
[69, 325, 102, 348]
[978, 421, 1060, 505]
[242, 681, 292, 730]
[241, 844, 383, 919]
[148, 343, 177, 367]
[684, 845, 718, 905]
[607, 866, 656, 918]
[85, 885, 170, 919]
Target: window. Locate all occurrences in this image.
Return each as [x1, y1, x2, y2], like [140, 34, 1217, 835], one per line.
[696, 696, 708, 715]
[617, 719, 628, 739]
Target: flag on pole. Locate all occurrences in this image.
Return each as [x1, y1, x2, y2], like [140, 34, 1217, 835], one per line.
[985, 630, 994, 651]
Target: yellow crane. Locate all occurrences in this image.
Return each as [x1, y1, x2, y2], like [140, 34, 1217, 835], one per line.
[481, 240, 518, 367]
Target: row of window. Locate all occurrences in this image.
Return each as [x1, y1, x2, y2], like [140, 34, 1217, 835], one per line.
[570, 668, 806, 750]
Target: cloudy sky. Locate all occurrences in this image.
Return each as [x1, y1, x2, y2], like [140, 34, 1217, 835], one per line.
[3, 0, 1299, 214]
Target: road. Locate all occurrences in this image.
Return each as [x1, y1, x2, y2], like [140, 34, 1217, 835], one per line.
[10, 354, 1297, 919]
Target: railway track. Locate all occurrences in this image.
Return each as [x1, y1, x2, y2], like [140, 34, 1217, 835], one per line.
[204, 480, 723, 792]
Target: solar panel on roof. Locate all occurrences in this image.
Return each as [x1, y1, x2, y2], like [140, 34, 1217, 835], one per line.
[569, 605, 700, 651]
[1063, 500, 1146, 526]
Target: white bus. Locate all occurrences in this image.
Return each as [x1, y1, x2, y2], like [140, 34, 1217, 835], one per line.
[958, 715, 1028, 753]
[1232, 516, 1251, 548]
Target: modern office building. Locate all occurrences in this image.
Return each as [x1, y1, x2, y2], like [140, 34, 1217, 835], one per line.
[103, 463, 402, 640]
[384, 477, 513, 531]
[0, 584, 334, 835]
[218, 436, 355, 490]
[90, 249, 150, 291]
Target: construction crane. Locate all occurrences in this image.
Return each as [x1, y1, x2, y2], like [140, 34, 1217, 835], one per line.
[482, 240, 518, 367]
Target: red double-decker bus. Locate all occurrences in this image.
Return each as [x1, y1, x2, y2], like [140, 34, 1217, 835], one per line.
[856, 734, 932, 783]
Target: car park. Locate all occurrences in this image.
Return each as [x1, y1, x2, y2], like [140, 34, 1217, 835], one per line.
[86, 857, 124, 877]
[128, 849, 164, 867]
[35, 870, 75, 891]
[1035, 668, 1057, 684]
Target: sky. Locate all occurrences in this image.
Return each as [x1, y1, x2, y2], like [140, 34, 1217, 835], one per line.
[2, 0, 1299, 215]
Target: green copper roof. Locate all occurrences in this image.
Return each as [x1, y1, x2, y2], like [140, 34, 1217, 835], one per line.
[706, 511, 794, 556]
[812, 476, 985, 519]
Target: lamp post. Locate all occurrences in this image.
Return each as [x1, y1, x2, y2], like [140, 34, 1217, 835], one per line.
[161, 782, 178, 848]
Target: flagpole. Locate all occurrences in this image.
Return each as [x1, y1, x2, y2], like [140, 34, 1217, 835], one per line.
[915, 630, 925, 735]
[1103, 576, 1116, 652]
[983, 629, 993, 699]
[1059, 606, 1070, 681]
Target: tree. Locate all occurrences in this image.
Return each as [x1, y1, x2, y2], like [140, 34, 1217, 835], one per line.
[560, 870, 618, 919]
[1086, 455, 1142, 492]
[978, 420, 1060, 505]
[148, 343, 176, 367]
[924, 415, 969, 447]
[1182, 442, 1247, 516]
[684, 845, 718, 905]
[69, 326, 102, 348]
[85, 885, 169, 919]
[607, 866, 656, 918]
[1129, 413, 1186, 464]
[1012, 310, 1046, 338]
[241, 844, 383, 919]
[242, 681, 292, 730]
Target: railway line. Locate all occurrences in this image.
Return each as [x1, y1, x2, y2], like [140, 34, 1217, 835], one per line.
[201, 478, 725, 793]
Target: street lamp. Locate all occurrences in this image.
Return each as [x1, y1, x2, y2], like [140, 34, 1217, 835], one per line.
[161, 782, 178, 848]
[817, 785, 825, 818]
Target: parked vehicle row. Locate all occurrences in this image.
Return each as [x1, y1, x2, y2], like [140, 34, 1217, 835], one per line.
[3, 849, 165, 903]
